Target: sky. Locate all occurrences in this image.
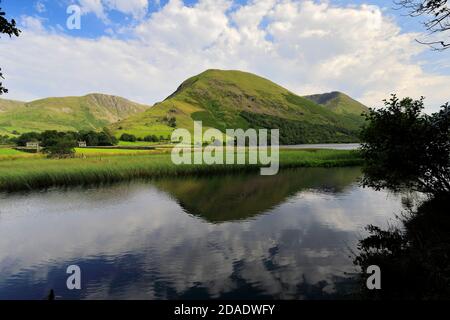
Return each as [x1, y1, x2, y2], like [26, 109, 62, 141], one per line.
[1, 0, 449, 112]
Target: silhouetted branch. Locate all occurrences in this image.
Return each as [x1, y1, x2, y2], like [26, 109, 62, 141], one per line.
[0, 0, 21, 94]
[394, 0, 450, 50]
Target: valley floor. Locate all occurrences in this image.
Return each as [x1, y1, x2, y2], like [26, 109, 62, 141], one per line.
[0, 149, 362, 192]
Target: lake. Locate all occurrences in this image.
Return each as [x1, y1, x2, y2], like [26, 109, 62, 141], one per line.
[0, 167, 403, 300]
[282, 144, 361, 150]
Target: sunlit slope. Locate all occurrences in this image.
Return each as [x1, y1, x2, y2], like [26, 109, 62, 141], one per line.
[0, 94, 149, 135]
[304, 91, 369, 125]
[113, 70, 367, 143]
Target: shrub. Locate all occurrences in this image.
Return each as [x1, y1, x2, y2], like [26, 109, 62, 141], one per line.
[120, 133, 137, 142]
[144, 135, 159, 142]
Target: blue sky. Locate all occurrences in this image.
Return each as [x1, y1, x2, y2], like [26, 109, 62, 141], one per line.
[0, 0, 449, 111]
[2, 0, 426, 36]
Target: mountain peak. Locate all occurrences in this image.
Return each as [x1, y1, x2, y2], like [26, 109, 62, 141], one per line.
[115, 69, 366, 144]
[304, 91, 368, 115]
[165, 69, 290, 101]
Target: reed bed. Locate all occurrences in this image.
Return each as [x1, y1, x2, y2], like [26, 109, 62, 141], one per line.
[0, 149, 362, 192]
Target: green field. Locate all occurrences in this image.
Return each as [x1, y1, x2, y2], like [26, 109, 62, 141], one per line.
[117, 141, 160, 147]
[0, 149, 362, 192]
[0, 147, 163, 159]
[75, 148, 156, 155]
[0, 148, 40, 160]
[0, 148, 25, 155]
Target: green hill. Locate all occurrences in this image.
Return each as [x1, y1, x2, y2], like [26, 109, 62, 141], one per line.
[303, 91, 368, 115]
[0, 94, 150, 135]
[112, 69, 367, 144]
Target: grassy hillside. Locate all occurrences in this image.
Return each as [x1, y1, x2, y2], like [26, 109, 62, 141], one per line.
[0, 98, 25, 113]
[304, 91, 368, 114]
[0, 93, 149, 135]
[112, 70, 367, 144]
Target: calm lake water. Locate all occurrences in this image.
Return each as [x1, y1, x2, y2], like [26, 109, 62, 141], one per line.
[282, 144, 361, 150]
[0, 167, 403, 300]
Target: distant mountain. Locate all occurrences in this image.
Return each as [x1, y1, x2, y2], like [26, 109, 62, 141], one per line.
[303, 91, 369, 116]
[0, 94, 150, 135]
[113, 69, 367, 144]
[0, 71, 369, 144]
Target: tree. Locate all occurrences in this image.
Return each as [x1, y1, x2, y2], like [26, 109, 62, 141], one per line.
[40, 130, 65, 147]
[44, 137, 77, 158]
[119, 133, 137, 142]
[98, 127, 118, 146]
[356, 95, 450, 300]
[14, 132, 41, 146]
[360, 95, 450, 195]
[0, 1, 21, 94]
[144, 134, 159, 142]
[98, 131, 118, 146]
[395, 0, 450, 50]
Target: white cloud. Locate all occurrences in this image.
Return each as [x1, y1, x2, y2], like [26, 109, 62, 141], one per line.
[104, 0, 149, 19]
[78, 0, 107, 21]
[77, 0, 149, 20]
[0, 181, 401, 299]
[20, 15, 45, 32]
[1, 0, 449, 112]
[35, 1, 47, 13]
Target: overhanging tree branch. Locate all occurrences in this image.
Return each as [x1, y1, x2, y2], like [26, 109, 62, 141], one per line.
[0, 0, 21, 95]
[394, 0, 450, 50]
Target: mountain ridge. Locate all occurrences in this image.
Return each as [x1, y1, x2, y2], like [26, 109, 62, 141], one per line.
[304, 91, 369, 115]
[0, 93, 150, 135]
[112, 69, 368, 144]
[1, 70, 369, 144]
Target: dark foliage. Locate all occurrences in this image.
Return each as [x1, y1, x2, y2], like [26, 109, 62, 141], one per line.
[14, 132, 41, 146]
[40, 130, 77, 147]
[355, 93, 450, 300]
[144, 134, 160, 142]
[44, 137, 77, 158]
[96, 131, 118, 146]
[0, 1, 21, 94]
[360, 95, 450, 194]
[241, 111, 360, 145]
[354, 195, 450, 299]
[120, 133, 137, 142]
[14, 129, 118, 147]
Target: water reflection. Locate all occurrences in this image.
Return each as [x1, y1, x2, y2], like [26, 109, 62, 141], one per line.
[0, 168, 403, 300]
[154, 167, 362, 222]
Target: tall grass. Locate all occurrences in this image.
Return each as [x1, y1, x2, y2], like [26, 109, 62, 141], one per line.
[0, 148, 43, 160]
[0, 149, 362, 192]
